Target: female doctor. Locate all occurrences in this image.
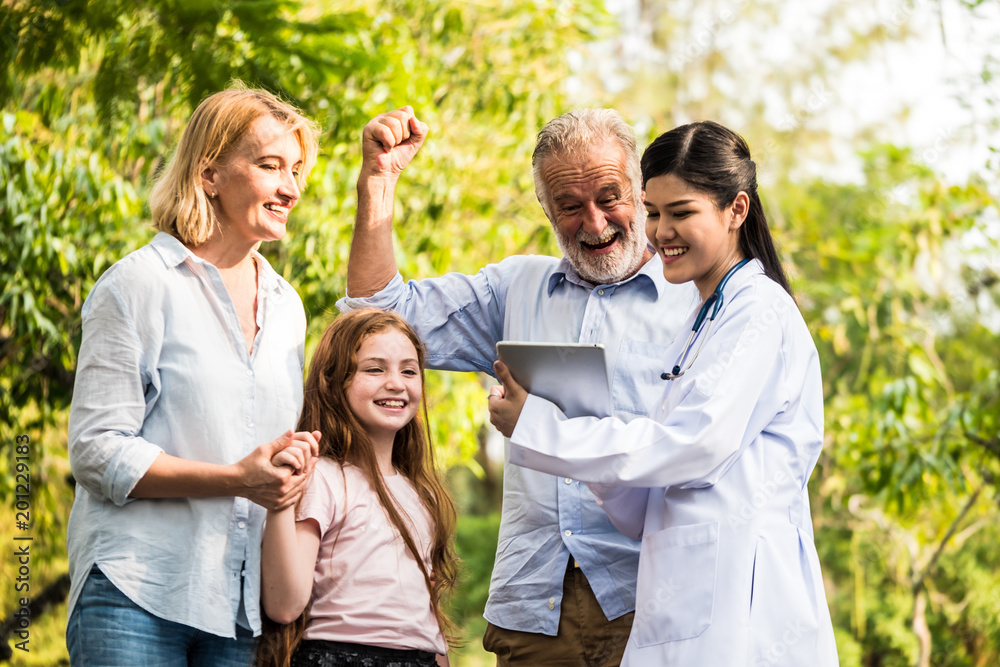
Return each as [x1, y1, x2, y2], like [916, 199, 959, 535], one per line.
[488, 121, 838, 667]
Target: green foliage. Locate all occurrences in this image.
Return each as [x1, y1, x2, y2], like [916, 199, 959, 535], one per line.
[1, 0, 373, 129]
[0, 105, 147, 573]
[786, 143, 998, 511]
[777, 141, 1000, 665]
[447, 513, 502, 644]
[0, 518, 69, 664]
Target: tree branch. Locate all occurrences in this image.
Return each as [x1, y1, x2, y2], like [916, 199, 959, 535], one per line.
[965, 431, 1000, 459]
[912, 485, 983, 594]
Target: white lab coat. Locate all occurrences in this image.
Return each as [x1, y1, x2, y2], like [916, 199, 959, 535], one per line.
[508, 260, 838, 667]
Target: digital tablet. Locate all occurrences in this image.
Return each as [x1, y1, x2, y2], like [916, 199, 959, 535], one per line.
[495, 342, 612, 418]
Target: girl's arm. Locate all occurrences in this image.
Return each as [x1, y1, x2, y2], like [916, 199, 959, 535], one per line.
[261, 507, 322, 624]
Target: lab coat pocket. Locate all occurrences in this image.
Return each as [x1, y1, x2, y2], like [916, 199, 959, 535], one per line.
[611, 339, 673, 416]
[747, 528, 823, 665]
[633, 521, 719, 646]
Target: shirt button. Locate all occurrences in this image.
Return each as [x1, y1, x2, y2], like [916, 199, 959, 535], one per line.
[564, 529, 572, 537]
[237, 521, 246, 529]
[598, 289, 605, 296]
[564, 478, 572, 484]
[246, 368, 253, 377]
[247, 420, 253, 428]
[548, 597, 556, 610]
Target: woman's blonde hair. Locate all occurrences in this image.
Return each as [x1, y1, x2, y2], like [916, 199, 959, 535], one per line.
[150, 83, 320, 246]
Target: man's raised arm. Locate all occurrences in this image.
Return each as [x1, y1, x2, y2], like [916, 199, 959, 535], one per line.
[347, 106, 428, 298]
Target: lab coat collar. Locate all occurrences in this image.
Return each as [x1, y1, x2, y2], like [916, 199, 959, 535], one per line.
[723, 257, 766, 294]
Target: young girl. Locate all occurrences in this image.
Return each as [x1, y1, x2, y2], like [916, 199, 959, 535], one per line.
[258, 309, 458, 667]
[488, 122, 839, 666]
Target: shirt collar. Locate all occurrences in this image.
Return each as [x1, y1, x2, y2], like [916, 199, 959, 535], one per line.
[150, 232, 191, 268]
[547, 253, 662, 300]
[150, 232, 282, 293]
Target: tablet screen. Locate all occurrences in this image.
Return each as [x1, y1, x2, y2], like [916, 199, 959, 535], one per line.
[495, 342, 612, 418]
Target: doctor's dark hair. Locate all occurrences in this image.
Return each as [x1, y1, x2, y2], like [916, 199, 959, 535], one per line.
[641, 121, 792, 295]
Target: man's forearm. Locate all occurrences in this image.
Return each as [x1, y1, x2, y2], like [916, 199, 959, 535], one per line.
[346, 173, 400, 298]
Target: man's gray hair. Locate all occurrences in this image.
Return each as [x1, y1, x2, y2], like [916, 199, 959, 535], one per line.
[531, 108, 642, 221]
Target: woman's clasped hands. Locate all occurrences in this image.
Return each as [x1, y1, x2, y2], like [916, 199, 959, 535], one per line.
[234, 430, 322, 511]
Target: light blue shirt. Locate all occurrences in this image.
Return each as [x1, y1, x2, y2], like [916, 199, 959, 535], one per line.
[337, 253, 698, 635]
[507, 261, 838, 665]
[67, 232, 305, 638]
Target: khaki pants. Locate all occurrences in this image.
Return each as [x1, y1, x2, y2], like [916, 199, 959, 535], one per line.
[483, 560, 634, 667]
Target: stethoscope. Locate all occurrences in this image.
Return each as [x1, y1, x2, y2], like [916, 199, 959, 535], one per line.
[660, 258, 751, 381]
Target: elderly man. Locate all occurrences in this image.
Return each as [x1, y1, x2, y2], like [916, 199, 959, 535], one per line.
[338, 107, 697, 666]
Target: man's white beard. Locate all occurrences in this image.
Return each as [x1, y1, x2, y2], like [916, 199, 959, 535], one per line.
[554, 213, 648, 285]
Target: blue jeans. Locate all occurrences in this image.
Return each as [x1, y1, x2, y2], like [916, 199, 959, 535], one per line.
[66, 566, 255, 667]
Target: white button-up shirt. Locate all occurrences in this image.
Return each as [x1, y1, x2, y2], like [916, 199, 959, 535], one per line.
[67, 232, 305, 637]
[508, 260, 839, 666]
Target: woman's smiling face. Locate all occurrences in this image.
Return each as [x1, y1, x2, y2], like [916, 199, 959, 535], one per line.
[643, 173, 747, 300]
[202, 114, 303, 246]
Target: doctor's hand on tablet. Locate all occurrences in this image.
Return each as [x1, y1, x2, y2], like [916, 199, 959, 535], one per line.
[488, 361, 528, 438]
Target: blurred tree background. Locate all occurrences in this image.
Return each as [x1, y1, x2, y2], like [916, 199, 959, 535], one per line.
[1, 0, 998, 665]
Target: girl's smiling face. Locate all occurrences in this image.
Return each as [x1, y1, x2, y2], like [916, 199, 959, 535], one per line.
[346, 328, 422, 449]
[643, 173, 748, 300]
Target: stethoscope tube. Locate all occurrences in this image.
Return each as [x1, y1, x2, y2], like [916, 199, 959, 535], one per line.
[660, 258, 752, 381]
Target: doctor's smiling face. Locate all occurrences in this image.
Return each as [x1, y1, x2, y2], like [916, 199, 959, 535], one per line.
[639, 120, 794, 297]
[644, 173, 748, 301]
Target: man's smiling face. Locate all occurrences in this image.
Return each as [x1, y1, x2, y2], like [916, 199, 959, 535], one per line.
[542, 142, 648, 285]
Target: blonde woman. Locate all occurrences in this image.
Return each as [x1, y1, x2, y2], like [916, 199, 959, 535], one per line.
[66, 86, 321, 666]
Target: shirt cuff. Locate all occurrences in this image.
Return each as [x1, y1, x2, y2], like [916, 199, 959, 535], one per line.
[508, 394, 560, 467]
[335, 272, 405, 313]
[101, 439, 164, 506]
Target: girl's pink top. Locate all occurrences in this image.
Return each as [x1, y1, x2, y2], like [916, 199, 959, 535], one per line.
[296, 458, 446, 654]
